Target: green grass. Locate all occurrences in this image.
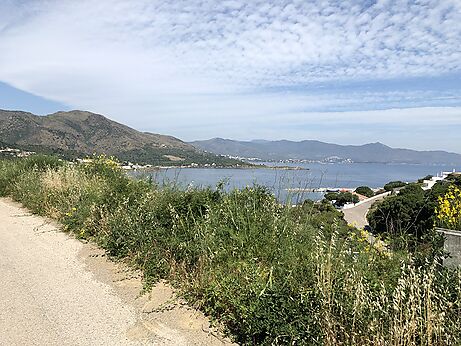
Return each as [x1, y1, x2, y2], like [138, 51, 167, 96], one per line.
[1, 155, 460, 345]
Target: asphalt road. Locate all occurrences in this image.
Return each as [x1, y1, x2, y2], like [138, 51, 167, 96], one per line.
[342, 192, 390, 229]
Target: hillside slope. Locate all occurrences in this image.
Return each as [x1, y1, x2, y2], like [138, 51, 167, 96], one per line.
[190, 138, 461, 165]
[0, 110, 237, 166]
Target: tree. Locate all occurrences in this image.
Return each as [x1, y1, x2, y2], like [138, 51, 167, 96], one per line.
[383, 181, 407, 191]
[398, 183, 424, 197]
[354, 186, 374, 198]
[446, 173, 461, 186]
[324, 191, 359, 207]
[367, 183, 442, 253]
[324, 192, 338, 201]
[417, 175, 433, 183]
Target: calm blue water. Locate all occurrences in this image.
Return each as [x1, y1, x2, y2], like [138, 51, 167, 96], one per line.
[133, 162, 459, 203]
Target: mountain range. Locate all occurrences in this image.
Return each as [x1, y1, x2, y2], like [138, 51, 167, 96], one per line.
[0, 110, 237, 166]
[2, 109, 459, 166]
[190, 138, 461, 165]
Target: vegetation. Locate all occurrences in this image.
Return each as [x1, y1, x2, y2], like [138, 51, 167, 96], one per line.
[354, 186, 374, 198]
[0, 109, 243, 167]
[3, 142, 242, 167]
[383, 180, 407, 191]
[418, 175, 433, 183]
[367, 184, 437, 254]
[1, 155, 460, 345]
[324, 191, 359, 207]
[117, 147, 242, 166]
[368, 176, 461, 255]
[436, 185, 461, 231]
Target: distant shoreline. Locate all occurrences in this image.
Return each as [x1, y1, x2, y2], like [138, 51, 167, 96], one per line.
[134, 164, 309, 171]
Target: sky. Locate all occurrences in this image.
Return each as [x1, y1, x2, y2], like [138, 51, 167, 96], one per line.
[0, 0, 460, 152]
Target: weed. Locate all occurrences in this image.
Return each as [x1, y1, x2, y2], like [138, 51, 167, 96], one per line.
[0, 155, 460, 345]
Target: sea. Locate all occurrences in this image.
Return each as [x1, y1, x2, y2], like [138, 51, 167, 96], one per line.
[132, 162, 459, 203]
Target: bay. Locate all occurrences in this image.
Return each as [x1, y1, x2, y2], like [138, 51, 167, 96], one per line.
[133, 162, 459, 203]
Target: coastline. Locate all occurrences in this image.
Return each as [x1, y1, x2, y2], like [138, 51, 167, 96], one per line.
[130, 164, 309, 171]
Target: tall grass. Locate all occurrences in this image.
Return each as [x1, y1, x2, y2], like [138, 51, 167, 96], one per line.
[0, 155, 460, 345]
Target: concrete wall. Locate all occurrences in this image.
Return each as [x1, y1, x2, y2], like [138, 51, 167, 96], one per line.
[436, 228, 461, 267]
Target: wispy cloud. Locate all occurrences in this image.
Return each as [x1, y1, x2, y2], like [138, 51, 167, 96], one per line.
[0, 0, 460, 151]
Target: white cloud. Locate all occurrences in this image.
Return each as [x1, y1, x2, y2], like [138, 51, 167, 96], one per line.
[2, 0, 460, 89]
[0, 0, 460, 151]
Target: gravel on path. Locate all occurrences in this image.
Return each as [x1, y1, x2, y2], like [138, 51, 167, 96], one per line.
[0, 198, 232, 346]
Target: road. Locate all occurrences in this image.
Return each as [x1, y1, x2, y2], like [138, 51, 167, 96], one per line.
[0, 198, 232, 346]
[342, 192, 390, 229]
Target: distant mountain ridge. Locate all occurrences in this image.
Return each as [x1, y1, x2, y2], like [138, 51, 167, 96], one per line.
[190, 138, 461, 165]
[0, 110, 237, 166]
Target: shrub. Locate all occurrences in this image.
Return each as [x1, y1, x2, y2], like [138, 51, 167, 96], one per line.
[324, 191, 359, 207]
[1, 156, 461, 344]
[367, 183, 446, 258]
[436, 185, 461, 231]
[0, 155, 62, 196]
[355, 186, 374, 198]
[384, 180, 407, 191]
[418, 175, 433, 183]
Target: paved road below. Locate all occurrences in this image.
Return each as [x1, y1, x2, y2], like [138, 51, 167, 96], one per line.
[0, 198, 231, 346]
[342, 192, 390, 229]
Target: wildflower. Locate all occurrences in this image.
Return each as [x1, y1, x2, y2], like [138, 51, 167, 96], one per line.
[436, 186, 461, 230]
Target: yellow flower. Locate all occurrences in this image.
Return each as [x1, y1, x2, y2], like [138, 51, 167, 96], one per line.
[436, 185, 461, 230]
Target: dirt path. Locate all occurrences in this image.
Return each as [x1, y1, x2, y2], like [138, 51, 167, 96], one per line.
[0, 198, 233, 346]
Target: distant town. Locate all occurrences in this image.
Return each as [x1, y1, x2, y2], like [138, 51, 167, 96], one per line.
[225, 155, 354, 164]
[0, 146, 35, 158]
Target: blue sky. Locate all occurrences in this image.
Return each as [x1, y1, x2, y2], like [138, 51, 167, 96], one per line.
[0, 0, 460, 152]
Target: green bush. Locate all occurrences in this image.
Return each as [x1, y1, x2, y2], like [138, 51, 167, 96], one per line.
[1, 156, 460, 344]
[417, 175, 433, 183]
[384, 180, 407, 191]
[324, 191, 359, 207]
[354, 186, 374, 198]
[367, 183, 445, 257]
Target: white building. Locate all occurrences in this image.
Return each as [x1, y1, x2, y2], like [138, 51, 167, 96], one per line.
[422, 169, 459, 190]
